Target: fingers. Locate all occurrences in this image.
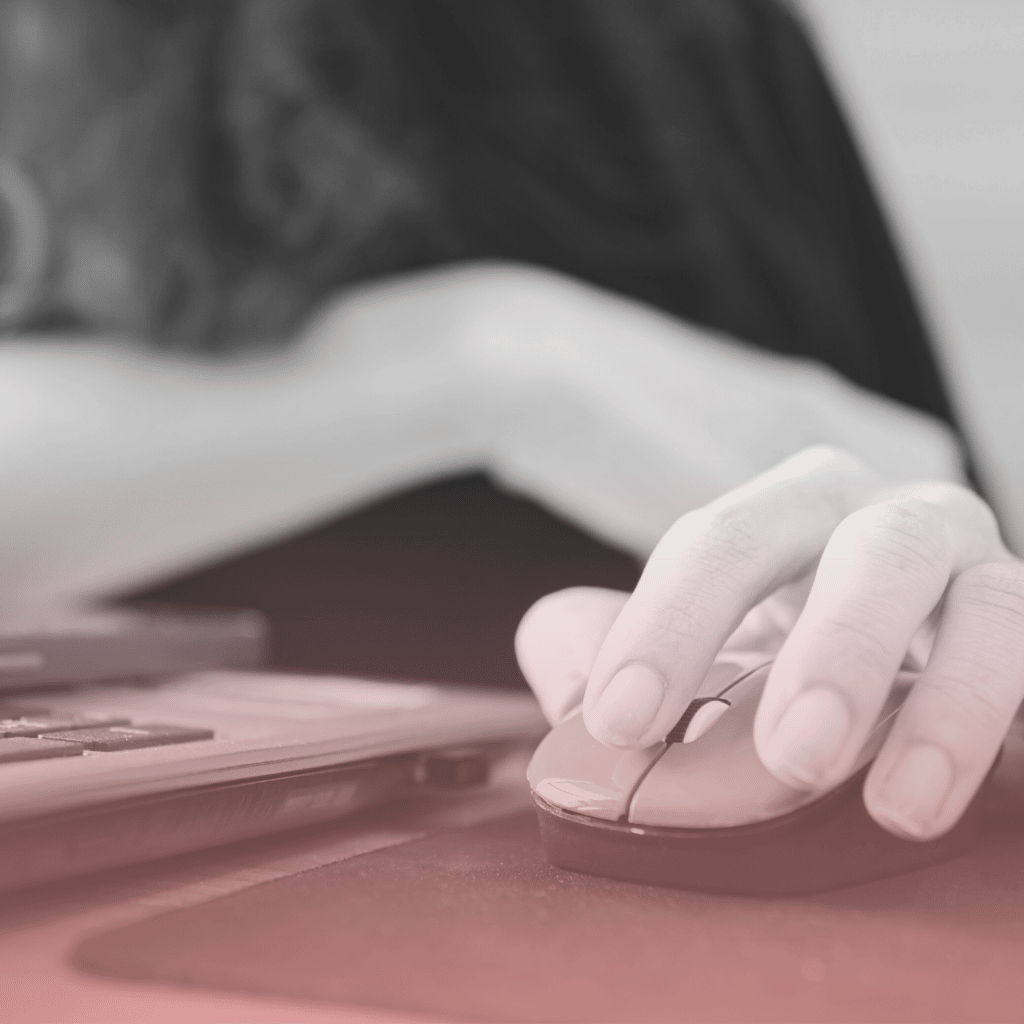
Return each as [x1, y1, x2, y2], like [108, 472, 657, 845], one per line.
[753, 484, 1006, 793]
[583, 447, 880, 747]
[567, 439, 1022, 845]
[515, 587, 629, 726]
[864, 559, 1024, 839]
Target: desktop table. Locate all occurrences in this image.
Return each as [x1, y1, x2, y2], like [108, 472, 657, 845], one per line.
[7, 478, 1021, 1021]
[7, 739, 1024, 1024]
[2, 748, 539, 1024]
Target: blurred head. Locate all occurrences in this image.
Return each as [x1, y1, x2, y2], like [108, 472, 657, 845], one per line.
[0, 0, 441, 352]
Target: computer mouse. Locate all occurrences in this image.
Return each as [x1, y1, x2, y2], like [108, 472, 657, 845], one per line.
[528, 652, 993, 895]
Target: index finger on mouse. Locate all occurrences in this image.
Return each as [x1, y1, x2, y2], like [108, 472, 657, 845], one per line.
[582, 447, 879, 748]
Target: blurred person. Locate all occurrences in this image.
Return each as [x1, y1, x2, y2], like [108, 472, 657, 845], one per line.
[0, 0, 1019, 844]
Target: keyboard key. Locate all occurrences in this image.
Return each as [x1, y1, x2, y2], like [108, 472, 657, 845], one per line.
[0, 713, 131, 738]
[0, 737, 85, 763]
[41, 723, 215, 751]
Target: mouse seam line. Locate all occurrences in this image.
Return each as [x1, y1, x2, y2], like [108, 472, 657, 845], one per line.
[614, 659, 777, 824]
[617, 742, 671, 824]
[714, 659, 774, 701]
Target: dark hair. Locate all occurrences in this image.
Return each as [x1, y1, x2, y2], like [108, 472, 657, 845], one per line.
[0, 0, 958, 435]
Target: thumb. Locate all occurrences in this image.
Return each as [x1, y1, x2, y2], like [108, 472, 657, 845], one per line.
[515, 586, 630, 726]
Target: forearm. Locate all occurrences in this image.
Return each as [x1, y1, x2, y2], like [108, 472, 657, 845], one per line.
[0, 260, 972, 616]
[0, 286, 492, 614]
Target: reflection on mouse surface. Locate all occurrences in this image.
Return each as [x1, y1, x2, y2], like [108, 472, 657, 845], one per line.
[528, 653, 992, 895]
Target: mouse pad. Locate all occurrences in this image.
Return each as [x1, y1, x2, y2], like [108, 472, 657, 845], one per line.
[74, 810, 1024, 1023]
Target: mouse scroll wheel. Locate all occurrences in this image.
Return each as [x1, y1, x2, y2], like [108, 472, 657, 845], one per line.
[664, 697, 731, 745]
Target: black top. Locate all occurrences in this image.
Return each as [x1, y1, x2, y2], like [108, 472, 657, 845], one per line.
[397, 0, 959, 426]
[133, 0, 970, 688]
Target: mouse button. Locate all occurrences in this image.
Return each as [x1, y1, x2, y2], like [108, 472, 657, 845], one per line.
[695, 655, 757, 699]
[527, 713, 665, 822]
[713, 658, 773, 703]
[628, 737, 817, 829]
[698, 658, 742, 696]
[628, 668, 917, 830]
[663, 660, 773, 743]
[676, 698, 731, 744]
[664, 698, 728, 744]
[628, 682, 816, 828]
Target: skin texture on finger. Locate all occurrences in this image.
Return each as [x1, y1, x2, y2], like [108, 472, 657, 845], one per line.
[583, 447, 881, 748]
[515, 587, 629, 727]
[864, 560, 1024, 840]
[754, 486, 1007, 793]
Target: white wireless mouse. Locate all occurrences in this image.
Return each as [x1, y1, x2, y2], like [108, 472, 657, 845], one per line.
[528, 654, 993, 895]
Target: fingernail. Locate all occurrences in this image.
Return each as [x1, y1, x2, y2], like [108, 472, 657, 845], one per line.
[761, 686, 852, 789]
[873, 744, 955, 840]
[590, 664, 665, 747]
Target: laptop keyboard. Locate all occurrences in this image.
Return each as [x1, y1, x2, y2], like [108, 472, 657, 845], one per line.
[0, 669, 548, 893]
[0, 672, 513, 782]
[0, 712, 131, 737]
[0, 702, 215, 762]
[0, 672, 447, 772]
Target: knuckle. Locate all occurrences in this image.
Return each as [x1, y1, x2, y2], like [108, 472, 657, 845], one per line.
[777, 446, 878, 523]
[953, 561, 1024, 631]
[642, 508, 761, 641]
[702, 504, 762, 564]
[663, 504, 763, 574]
[915, 669, 1012, 735]
[624, 588, 710, 664]
[912, 481, 1004, 547]
[820, 613, 899, 678]
[842, 500, 953, 574]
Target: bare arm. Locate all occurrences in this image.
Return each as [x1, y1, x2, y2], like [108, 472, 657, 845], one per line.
[0, 261, 968, 617]
[0, 269, 492, 614]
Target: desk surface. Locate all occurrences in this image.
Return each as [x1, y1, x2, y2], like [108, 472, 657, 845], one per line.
[8, 749, 1024, 1024]
[3, 750, 539, 1024]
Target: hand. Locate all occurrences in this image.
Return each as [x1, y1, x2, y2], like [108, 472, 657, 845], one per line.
[517, 446, 1024, 841]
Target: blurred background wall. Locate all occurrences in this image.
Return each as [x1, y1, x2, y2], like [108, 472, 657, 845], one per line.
[801, 0, 1024, 552]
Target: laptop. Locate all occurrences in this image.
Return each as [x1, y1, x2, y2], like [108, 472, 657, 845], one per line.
[0, 605, 547, 892]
